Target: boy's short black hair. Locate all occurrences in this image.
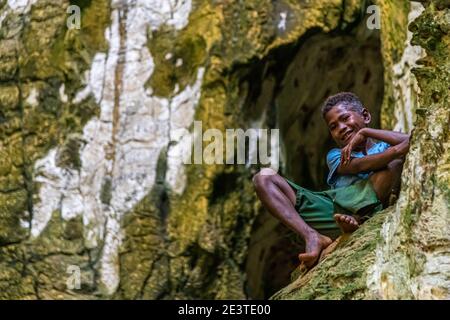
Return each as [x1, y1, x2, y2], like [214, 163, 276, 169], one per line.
[321, 92, 365, 117]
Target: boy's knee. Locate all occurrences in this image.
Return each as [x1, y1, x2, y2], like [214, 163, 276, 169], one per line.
[388, 158, 404, 170]
[372, 159, 404, 177]
[386, 159, 405, 177]
[252, 168, 277, 189]
[259, 167, 277, 176]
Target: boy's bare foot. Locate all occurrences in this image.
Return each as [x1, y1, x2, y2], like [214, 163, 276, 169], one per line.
[334, 213, 359, 233]
[298, 233, 332, 268]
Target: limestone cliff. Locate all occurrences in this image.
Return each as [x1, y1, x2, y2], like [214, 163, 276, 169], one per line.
[0, 0, 448, 300]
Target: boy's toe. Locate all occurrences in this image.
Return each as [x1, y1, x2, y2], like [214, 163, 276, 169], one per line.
[334, 213, 359, 234]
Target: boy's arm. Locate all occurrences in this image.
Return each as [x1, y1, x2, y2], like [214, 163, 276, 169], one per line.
[359, 128, 409, 146]
[337, 145, 403, 175]
[341, 128, 410, 165]
[337, 132, 410, 175]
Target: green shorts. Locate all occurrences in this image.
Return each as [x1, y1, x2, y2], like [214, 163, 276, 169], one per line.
[285, 178, 383, 237]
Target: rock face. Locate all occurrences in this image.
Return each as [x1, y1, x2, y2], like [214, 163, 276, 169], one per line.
[0, 0, 447, 299]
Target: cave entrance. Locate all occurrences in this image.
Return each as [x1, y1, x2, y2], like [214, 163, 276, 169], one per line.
[244, 19, 384, 299]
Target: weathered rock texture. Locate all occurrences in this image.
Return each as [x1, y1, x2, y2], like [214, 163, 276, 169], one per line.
[0, 0, 448, 300]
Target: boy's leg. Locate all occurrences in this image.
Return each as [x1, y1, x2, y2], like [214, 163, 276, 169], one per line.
[333, 159, 404, 234]
[253, 168, 332, 267]
[369, 158, 404, 208]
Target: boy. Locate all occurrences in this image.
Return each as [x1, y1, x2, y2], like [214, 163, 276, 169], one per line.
[253, 92, 410, 268]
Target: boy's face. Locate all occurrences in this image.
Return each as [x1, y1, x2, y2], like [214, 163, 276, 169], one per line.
[324, 104, 371, 148]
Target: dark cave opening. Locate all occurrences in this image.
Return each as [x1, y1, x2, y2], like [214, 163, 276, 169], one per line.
[210, 172, 240, 205]
[243, 18, 384, 299]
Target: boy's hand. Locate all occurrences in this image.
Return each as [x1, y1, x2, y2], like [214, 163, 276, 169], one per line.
[393, 136, 410, 158]
[341, 130, 366, 165]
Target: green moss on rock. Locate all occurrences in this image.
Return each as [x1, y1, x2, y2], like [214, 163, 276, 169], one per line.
[146, 1, 212, 98]
[147, 26, 207, 97]
[55, 134, 84, 170]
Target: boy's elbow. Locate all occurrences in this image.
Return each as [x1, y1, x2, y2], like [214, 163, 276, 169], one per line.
[404, 134, 411, 144]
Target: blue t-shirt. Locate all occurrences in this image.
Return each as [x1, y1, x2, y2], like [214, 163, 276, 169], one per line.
[326, 141, 391, 189]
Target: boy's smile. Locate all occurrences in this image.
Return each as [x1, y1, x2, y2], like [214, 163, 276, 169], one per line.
[324, 104, 371, 148]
